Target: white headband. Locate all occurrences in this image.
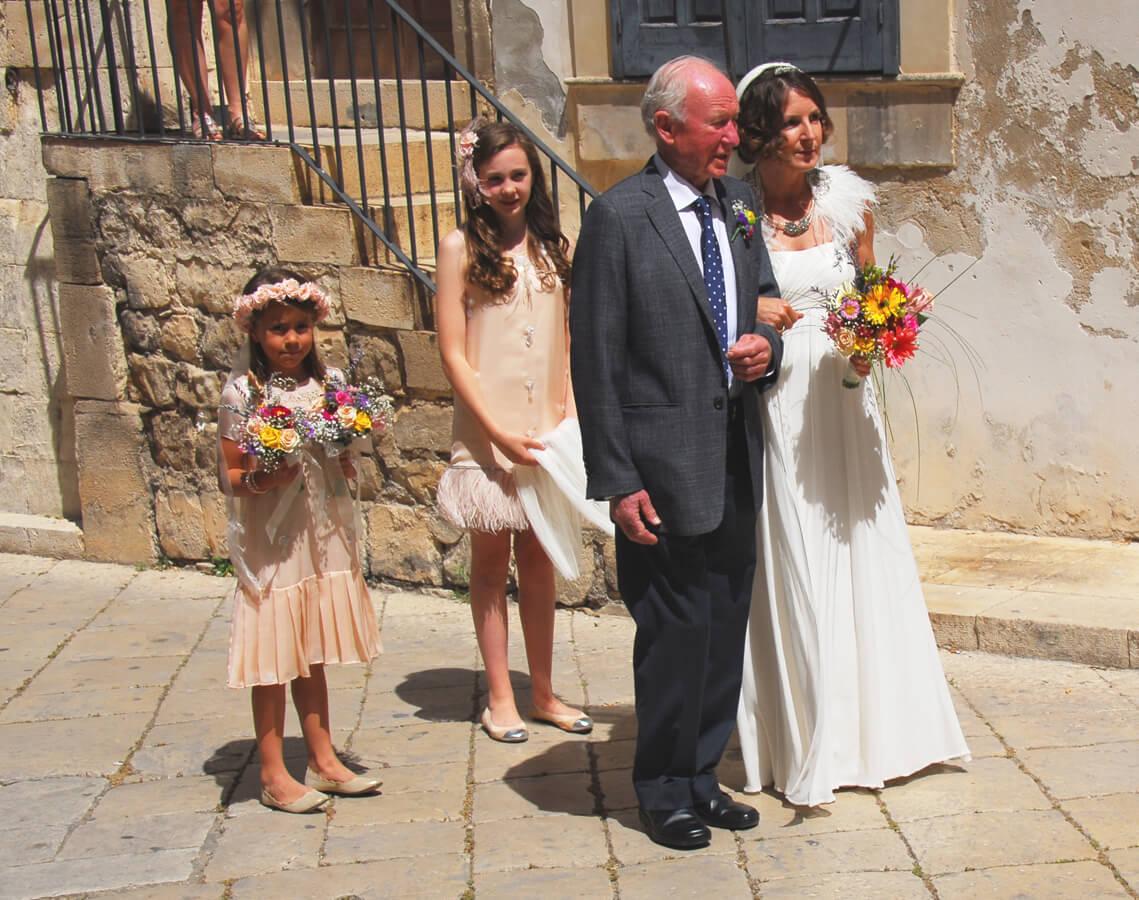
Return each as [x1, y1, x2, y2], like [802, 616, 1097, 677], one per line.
[727, 61, 805, 179]
[735, 61, 803, 100]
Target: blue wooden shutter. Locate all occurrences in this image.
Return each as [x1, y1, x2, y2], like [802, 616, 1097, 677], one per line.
[611, 0, 899, 78]
[745, 0, 899, 76]
[612, 0, 744, 78]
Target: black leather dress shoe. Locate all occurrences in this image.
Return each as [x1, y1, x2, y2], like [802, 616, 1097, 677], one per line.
[693, 793, 759, 830]
[638, 807, 712, 850]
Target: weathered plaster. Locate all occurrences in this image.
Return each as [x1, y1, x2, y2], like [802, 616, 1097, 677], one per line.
[876, 0, 1139, 539]
[492, 0, 568, 135]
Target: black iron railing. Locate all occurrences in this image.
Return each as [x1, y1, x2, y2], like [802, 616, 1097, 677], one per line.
[21, 0, 597, 293]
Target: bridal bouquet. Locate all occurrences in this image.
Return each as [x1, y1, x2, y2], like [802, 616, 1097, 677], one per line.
[225, 377, 305, 473]
[823, 257, 935, 388]
[301, 371, 394, 452]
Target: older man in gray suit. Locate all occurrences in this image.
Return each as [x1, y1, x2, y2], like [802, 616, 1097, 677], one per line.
[571, 56, 783, 850]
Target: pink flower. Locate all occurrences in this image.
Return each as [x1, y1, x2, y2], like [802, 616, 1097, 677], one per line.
[839, 296, 861, 320]
[335, 390, 352, 405]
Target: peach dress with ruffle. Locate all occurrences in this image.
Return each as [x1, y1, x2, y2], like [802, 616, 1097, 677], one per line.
[220, 374, 380, 688]
[436, 249, 570, 532]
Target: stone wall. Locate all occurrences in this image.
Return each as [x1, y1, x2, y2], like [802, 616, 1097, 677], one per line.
[39, 139, 616, 605]
[0, 2, 81, 552]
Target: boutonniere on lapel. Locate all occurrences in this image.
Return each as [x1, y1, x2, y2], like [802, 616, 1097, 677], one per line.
[730, 200, 758, 244]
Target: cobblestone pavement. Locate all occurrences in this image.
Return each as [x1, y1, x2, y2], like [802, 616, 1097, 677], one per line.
[2, 553, 1139, 899]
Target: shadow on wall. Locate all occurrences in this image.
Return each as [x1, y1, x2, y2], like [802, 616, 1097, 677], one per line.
[25, 209, 81, 521]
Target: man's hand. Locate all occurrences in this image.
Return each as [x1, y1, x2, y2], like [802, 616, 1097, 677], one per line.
[610, 490, 662, 545]
[726, 333, 773, 382]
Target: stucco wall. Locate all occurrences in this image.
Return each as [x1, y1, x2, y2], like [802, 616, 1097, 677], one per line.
[876, 0, 1139, 539]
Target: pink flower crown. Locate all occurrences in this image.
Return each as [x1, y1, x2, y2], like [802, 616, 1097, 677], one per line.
[232, 278, 331, 333]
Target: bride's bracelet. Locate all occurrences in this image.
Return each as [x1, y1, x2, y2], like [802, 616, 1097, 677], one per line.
[241, 470, 269, 495]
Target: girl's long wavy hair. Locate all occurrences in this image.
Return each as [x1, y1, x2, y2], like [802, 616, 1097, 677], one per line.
[242, 265, 327, 387]
[737, 68, 834, 166]
[462, 122, 572, 297]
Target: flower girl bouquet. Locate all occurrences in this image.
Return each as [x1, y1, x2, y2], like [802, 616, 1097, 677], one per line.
[823, 257, 935, 388]
[301, 371, 394, 454]
[224, 375, 305, 472]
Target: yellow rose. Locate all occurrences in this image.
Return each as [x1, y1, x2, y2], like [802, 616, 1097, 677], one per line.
[354, 412, 372, 432]
[834, 329, 857, 357]
[336, 405, 358, 428]
[855, 336, 877, 356]
[278, 428, 300, 452]
[259, 425, 282, 449]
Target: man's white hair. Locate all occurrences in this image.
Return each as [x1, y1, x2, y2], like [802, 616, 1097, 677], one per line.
[640, 55, 726, 137]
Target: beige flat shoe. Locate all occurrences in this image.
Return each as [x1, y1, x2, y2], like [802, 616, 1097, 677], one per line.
[259, 787, 329, 813]
[481, 707, 528, 743]
[530, 707, 593, 734]
[304, 767, 382, 796]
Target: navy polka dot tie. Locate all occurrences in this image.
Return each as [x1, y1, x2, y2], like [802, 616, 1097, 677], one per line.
[693, 196, 730, 380]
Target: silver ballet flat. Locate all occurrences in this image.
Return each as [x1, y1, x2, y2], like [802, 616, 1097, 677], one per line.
[481, 707, 529, 743]
[304, 768, 382, 796]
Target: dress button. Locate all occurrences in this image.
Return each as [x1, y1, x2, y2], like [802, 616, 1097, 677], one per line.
[713, 397, 724, 410]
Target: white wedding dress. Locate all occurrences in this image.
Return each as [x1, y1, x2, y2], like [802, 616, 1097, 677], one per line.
[736, 165, 969, 807]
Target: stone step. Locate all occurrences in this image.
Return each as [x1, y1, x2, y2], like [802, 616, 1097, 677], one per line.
[249, 78, 480, 132]
[296, 126, 460, 203]
[0, 512, 84, 559]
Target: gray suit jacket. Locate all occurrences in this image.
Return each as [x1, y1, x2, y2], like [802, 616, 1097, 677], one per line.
[570, 158, 783, 536]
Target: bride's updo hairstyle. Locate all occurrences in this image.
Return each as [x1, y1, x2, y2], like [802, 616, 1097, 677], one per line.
[737, 68, 834, 166]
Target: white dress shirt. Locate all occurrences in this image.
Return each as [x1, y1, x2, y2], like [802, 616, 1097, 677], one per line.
[654, 154, 739, 377]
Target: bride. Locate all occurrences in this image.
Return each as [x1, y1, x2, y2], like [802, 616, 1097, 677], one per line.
[731, 62, 969, 807]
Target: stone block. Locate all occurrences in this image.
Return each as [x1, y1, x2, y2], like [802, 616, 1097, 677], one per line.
[339, 266, 416, 329]
[929, 611, 980, 651]
[348, 333, 403, 392]
[170, 143, 217, 199]
[175, 260, 245, 316]
[119, 254, 173, 310]
[53, 238, 102, 285]
[129, 354, 177, 409]
[155, 491, 210, 560]
[365, 503, 441, 585]
[0, 327, 34, 394]
[45, 177, 95, 240]
[442, 532, 471, 586]
[1131, 630, 1139, 668]
[213, 144, 301, 203]
[119, 309, 161, 353]
[200, 316, 244, 370]
[391, 458, 444, 505]
[3, 0, 53, 69]
[0, 199, 51, 266]
[556, 538, 598, 609]
[201, 491, 229, 556]
[0, 511, 84, 558]
[393, 402, 452, 454]
[160, 314, 202, 363]
[976, 616, 1130, 669]
[73, 400, 155, 564]
[41, 140, 92, 179]
[0, 394, 57, 460]
[271, 204, 358, 265]
[0, 263, 56, 331]
[398, 330, 450, 396]
[844, 85, 956, 168]
[58, 283, 128, 401]
[174, 364, 223, 410]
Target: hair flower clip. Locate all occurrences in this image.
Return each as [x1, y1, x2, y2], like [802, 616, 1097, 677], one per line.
[730, 200, 758, 243]
[456, 118, 487, 207]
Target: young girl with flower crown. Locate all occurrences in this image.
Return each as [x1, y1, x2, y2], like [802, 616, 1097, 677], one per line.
[435, 120, 597, 742]
[219, 266, 381, 812]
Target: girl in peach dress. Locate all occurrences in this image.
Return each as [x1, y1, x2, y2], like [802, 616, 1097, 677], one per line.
[435, 120, 594, 743]
[218, 266, 381, 812]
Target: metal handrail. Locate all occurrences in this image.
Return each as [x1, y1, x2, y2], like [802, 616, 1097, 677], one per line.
[19, 0, 598, 293]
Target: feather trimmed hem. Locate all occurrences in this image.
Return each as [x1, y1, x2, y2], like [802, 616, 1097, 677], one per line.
[437, 464, 530, 533]
[227, 568, 381, 688]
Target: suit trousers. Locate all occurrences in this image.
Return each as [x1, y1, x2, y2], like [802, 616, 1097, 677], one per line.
[616, 403, 757, 811]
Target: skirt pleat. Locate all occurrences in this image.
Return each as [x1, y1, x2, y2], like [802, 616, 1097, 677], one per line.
[228, 569, 381, 688]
